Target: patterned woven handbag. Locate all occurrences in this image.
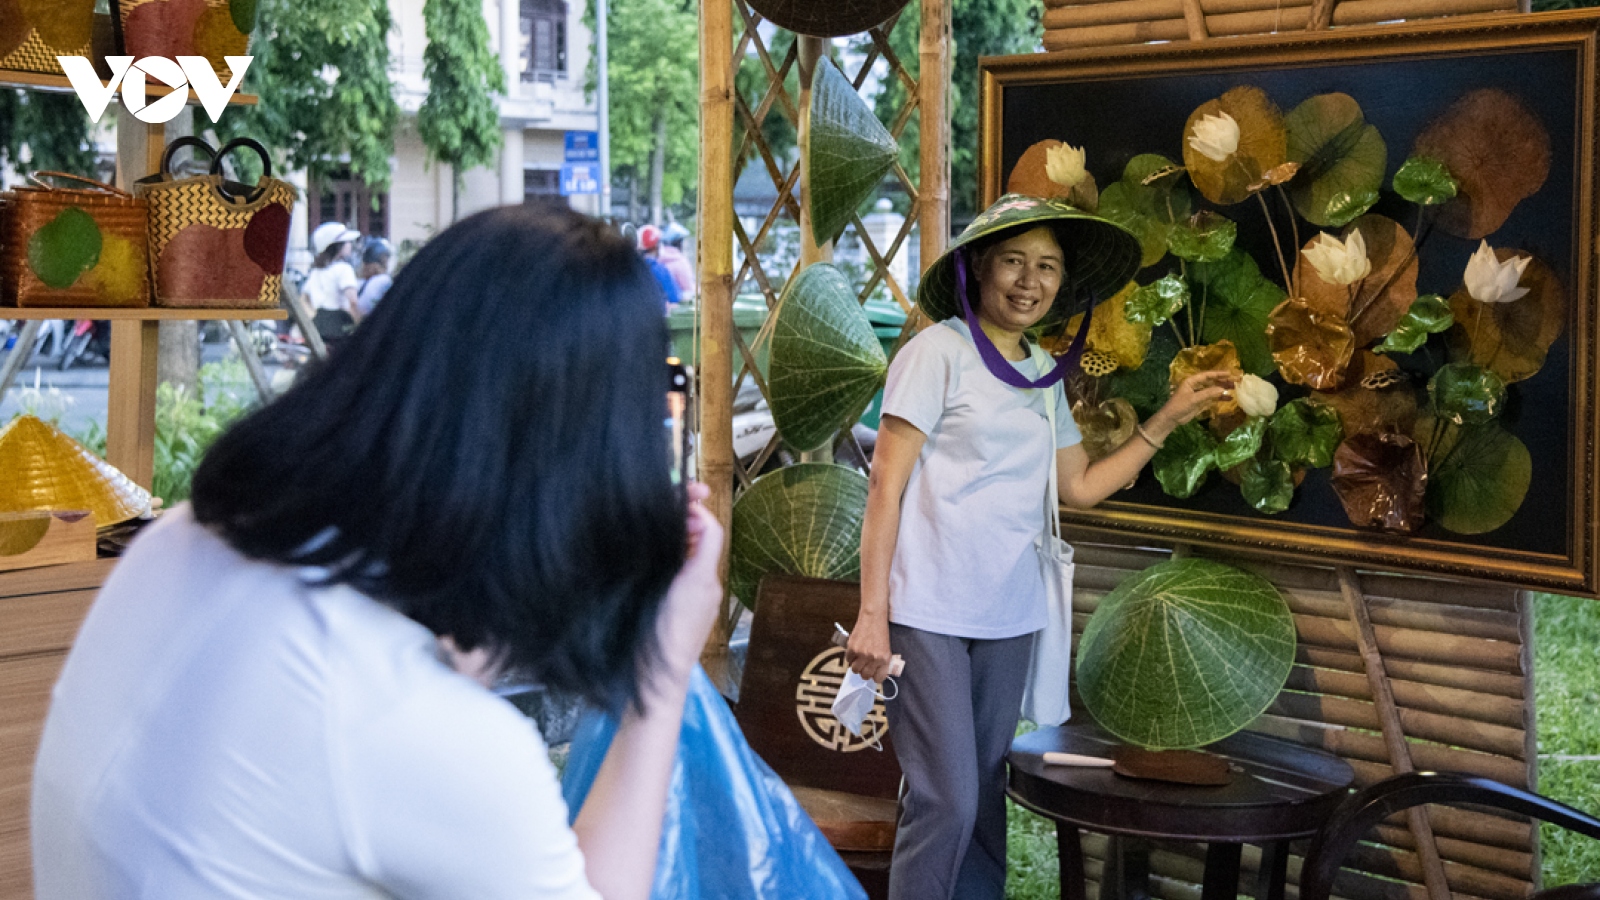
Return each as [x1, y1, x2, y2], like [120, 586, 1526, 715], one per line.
[0, 3, 114, 77]
[0, 173, 150, 309]
[112, 0, 254, 85]
[134, 137, 294, 309]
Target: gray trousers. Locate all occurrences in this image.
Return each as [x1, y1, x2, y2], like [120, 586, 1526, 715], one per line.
[885, 624, 1034, 900]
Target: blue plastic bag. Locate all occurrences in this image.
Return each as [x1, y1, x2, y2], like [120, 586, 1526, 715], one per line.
[561, 667, 867, 900]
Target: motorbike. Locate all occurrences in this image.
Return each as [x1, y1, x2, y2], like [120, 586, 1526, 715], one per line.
[57, 320, 112, 371]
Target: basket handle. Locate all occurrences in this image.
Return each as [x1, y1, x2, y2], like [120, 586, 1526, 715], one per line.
[162, 136, 218, 177]
[210, 138, 275, 204]
[28, 172, 131, 197]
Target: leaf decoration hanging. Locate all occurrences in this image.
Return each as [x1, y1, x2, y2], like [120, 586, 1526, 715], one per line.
[1097, 154, 1193, 267]
[1169, 341, 1244, 419]
[1330, 432, 1428, 533]
[1412, 88, 1552, 239]
[1152, 422, 1218, 498]
[804, 58, 900, 247]
[1392, 156, 1459, 206]
[1311, 352, 1419, 438]
[1007, 139, 1099, 210]
[1166, 211, 1237, 263]
[1415, 415, 1531, 535]
[1214, 416, 1267, 471]
[1343, 215, 1420, 347]
[1446, 250, 1565, 384]
[1108, 327, 1180, 419]
[1241, 458, 1295, 514]
[728, 463, 869, 610]
[1126, 274, 1189, 327]
[1268, 398, 1344, 469]
[1266, 297, 1356, 390]
[1284, 93, 1386, 227]
[1375, 294, 1453, 355]
[768, 263, 889, 453]
[1428, 363, 1506, 427]
[1182, 87, 1289, 206]
[1057, 283, 1151, 371]
[1076, 558, 1296, 750]
[1191, 249, 1285, 376]
[1073, 397, 1139, 461]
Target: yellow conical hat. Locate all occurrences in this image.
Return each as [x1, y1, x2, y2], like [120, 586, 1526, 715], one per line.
[0, 415, 152, 528]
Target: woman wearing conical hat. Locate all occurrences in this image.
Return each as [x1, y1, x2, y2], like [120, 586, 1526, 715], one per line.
[845, 194, 1232, 900]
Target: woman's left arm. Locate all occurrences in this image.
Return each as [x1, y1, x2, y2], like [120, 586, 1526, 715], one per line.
[1058, 370, 1233, 509]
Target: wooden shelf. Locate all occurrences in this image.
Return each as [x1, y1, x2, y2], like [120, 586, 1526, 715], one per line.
[4, 307, 286, 321]
[0, 68, 258, 106]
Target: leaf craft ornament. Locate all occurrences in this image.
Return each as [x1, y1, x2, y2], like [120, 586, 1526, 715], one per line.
[1075, 558, 1296, 750]
[1169, 341, 1244, 419]
[1330, 431, 1428, 532]
[1412, 88, 1551, 239]
[1311, 352, 1418, 438]
[1265, 297, 1355, 390]
[1241, 458, 1296, 514]
[804, 58, 899, 247]
[1073, 397, 1139, 461]
[767, 263, 889, 453]
[1190, 250, 1285, 376]
[1284, 93, 1386, 227]
[1375, 294, 1453, 356]
[1268, 398, 1344, 469]
[1392, 156, 1459, 206]
[1097, 154, 1193, 268]
[728, 463, 868, 609]
[1152, 422, 1218, 498]
[1415, 415, 1531, 535]
[1182, 87, 1288, 206]
[1448, 247, 1564, 384]
[1428, 363, 1506, 427]
[1007, 139, 1099, 210]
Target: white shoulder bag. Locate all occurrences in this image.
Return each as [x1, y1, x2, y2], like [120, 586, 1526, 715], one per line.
[1020, 344, 1076, 726]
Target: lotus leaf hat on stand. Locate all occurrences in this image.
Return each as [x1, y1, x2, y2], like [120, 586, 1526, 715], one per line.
[0, 415, 152, 528]
[917, 193, 1143, 332]
[768, 262, 888, 453]
[804, 58, 899, 248]
[747, 0, 911, 37]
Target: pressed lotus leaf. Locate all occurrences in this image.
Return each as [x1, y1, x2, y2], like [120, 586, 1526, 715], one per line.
[1269, 398, 1343, 469]
[1166, 211, 1236, 263]
[1376, 294, 1453, 355]
[1266, 297, 1355, 390]
[230, 0, 258, 35]
[1285, 93, 1387, 227]
[1074, 397, 1139, 461]
[195, 6, 250, 70]
[83, 233, 147, 303]
[769, 263, 888, 452]
[1447, 250, 1565, 384]
[1084, 283, 1151, 370]
[1152, 422, 1217, 499]
[1415, 416, 1531, 535]
[805, 59, 899, 247]
[1330, 432, 1428, 533]
[1126, 274, 1188, 327]
[0, 515, 52, 557]
[1108, 327, 1179, 418]
[1393, 156, 1459, 206]
[1007, 139, 1098, 210]
[1183, 87, 1288, 206]
[28, 207, 102, 290]
[1429, 363, 1506, 426]
[122, 0, 207, 57]
[1214, 416, 1267, 471]
[1312, 351, 1418, 437]
[1097, 154, 1192, 267]
[1413, 89, 1551, 239]
[1191, 249, 1285, 376]
[1344, 215, 1420, 346]
[21, 0, 93, 49]
[1169, 341, 1243, 419]
[729, 463, 868, 609]
[1241, 457, 1295, 514]
[1076, 558, 1296, 750]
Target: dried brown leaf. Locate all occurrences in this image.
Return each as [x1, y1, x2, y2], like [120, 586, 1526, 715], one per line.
[1311, 351, 1418, 437]
[1446, 250, 1565, 384]
[1182, 87, 1288, 207]
[1330, 432, 1428, 533]
[1413, 89, 1551, 240]
[1345, 215, 1420, 347]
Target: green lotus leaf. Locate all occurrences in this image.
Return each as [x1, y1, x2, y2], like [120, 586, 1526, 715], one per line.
[1152, 422, 1216, 499]
[1240, 457, 1295, 514]
[1392, 156, 1458, 206]
[1077, 558, 1297, 750]
[1415, 416, 1531, 535]
[1269, 398, 1343, 469]
[1190, 249, 1285, 376]
[1429, 363, 1506, 426]
[27, 207, 102, 290]
[230, 0, 258, 32]
[1215, 416, 1266, 471]
[1107, 327, 1179, 419]
[805, 58, 899, 247]
[1375, 293, 1454, 355]
[1125, 274, 1188, 327]
[1285, 93, 1387, 227]
[1166, 211, 1237, 263]
[729, 463, 868, 609]
[769, 263, 888, 453]
[1096, 154, 1193, 268]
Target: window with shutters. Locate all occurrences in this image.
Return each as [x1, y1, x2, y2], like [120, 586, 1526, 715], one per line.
[520, 0, 567, 79]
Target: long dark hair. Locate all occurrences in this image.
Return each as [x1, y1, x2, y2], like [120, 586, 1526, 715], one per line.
[192, 204, 685, 710]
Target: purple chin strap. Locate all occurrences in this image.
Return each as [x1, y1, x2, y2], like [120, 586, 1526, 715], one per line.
[954, 247, 1093, 390]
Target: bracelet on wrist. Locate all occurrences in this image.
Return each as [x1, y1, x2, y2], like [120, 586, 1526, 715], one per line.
[1135, 422, 1165, 451]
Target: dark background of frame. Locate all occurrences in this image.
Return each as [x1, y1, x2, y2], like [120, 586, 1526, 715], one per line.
[998, 46, 1580, 558]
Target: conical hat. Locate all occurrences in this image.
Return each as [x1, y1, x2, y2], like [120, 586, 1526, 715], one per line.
[0, 415, 152, 528]
[769, 263, 888, 453]
[917, 193, 1142, 332]
[805, 58, 898, 248]
[747, 0, 911, 37]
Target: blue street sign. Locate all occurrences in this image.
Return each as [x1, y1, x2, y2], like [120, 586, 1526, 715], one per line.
[564, 131, 600, 162]
[560, 163, 600, 196]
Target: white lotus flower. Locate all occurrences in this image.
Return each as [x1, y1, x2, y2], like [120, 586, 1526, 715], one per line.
[1235, 374, 1279, 418]
[1302, 230, 1371, 286]
[1464, 240, 1531, 303]
[1187, 112, 1240, 162]
[1046, 143, 1088, 189]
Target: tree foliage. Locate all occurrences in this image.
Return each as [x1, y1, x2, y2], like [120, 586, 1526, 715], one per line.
[0, 90, 97, 182]
[418, 0, 507, 180]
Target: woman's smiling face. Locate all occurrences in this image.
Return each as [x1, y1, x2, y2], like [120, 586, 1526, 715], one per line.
[976, 226, 1064, 333]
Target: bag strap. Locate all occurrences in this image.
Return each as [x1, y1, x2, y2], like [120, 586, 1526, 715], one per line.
[1031, 344, 1065, 542]
[27, 172, 130, 197]
[161, 136, 218, 177]
[954, 246, 1093, 391]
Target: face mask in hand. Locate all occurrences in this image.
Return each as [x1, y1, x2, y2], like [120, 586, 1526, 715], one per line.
[831, 670, 898, 750]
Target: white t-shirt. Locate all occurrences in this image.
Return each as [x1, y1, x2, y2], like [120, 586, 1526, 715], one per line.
[302, 261, 358, 312]
[32, 505, 600, 900]
[880, 319, 1081, 640]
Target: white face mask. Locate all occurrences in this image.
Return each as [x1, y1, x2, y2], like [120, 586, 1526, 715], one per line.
[831, 670, 897, 749]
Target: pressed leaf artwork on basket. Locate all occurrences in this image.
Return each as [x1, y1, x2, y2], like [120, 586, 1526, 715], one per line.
[0, 0, 98, 76]
[113, 0, 255, 82]
[0, 173, 150, 308]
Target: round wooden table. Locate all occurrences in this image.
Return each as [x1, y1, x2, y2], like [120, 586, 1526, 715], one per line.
[1008, 722, 1355, 900]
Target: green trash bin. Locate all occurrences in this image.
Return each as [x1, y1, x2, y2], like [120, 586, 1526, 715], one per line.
[859, 298, 908, 430]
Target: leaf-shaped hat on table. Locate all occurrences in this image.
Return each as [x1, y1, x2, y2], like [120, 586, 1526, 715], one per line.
[0, 415, 151, 528]
[1415, 415, 1531, 535]
[805, 57, 899, 248]
[1413, 88, 1551, 240]
[1181, 86, 1288, 207]
[1284, 93, 1386, 228]
[729, 463, 868, 609]
[1076, 558, 1296, 750]
[746, 0, 910, 37]
[768, 263, 888, 453]
[1447, 249, 1564, 384]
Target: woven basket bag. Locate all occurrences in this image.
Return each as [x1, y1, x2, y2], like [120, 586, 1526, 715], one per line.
[113, 0, 254, 86]
[0, 173, 150, 309]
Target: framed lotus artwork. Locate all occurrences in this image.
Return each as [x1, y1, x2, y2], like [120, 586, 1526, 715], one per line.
[978, 10, 1600, 595]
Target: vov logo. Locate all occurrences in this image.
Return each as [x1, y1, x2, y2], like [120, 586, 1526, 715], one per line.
[57, 56, 252, 125]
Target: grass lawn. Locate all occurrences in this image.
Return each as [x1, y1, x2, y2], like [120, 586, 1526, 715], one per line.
[1004, 593, 1600, 896]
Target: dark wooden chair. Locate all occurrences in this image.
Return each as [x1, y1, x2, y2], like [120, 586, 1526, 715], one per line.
[1300, 771, 1600, 900]
[733, 575, 903, 900]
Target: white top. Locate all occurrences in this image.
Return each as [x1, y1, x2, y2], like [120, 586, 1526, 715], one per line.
[32, 505, 600, 900]
[880, 319, 1081, 640]
[302, 261, 358, 312]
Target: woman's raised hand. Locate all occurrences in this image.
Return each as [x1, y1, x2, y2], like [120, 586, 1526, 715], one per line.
[1158, 370, 1236, 427]
[654, 483, 725, 685]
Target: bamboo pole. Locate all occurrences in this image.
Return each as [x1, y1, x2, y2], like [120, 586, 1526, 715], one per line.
[1180, 0, 1211, 38]
[919, 0, 951, 283]
[1283, 665, 1525, 728]
[1265, 690, 1525, 759]
[1043, 0, 1310, 29]
[1041, 0, 1514, 48]
[698, 0, 737, 666]
[1251, 714, 1531, 787]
